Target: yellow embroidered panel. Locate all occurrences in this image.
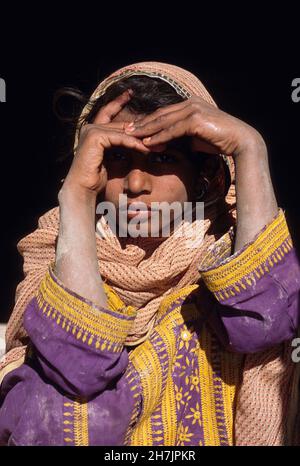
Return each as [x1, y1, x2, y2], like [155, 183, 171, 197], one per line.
[63, 397, 89, 446]
[126, 286, 242, 446]
[36, 268, 137, 352]
[200, 209, 292, 299]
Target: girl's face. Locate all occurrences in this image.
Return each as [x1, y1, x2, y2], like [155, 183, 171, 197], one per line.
[101, 108, 199, 237]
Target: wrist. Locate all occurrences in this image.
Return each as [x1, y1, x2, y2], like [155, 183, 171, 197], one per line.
[58, 180, 97, 207]
[233, 129, 267, 159]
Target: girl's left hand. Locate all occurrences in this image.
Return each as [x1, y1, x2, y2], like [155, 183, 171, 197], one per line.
[126, 96, 265, 157]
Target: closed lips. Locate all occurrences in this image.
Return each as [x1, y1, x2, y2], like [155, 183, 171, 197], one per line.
[127, 203, 150, 212]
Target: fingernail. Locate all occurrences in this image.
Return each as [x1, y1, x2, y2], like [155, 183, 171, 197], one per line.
[125, 122, 135, 132]
[143, 137, 151, 144]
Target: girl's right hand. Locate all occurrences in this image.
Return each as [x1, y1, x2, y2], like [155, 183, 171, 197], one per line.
[60, 90, 150, 201]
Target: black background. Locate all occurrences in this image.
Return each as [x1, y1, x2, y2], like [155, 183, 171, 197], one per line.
[0, 6, 299, 323]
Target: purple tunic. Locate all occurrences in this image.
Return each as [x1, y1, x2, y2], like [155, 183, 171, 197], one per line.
[0, 209, 299, 446]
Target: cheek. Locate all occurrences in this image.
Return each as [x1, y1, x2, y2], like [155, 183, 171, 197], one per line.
[153, 174, 190, 202]
[103, 178, 124, 204]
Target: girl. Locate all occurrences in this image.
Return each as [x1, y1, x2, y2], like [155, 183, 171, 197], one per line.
[0, 62, 299, 446]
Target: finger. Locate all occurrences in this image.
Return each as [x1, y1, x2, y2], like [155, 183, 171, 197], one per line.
[93, 89, 133, 125]
[142, 121, 219, 155]
[80, 120, 136, 140]
[127, 107, 193, 138]
[126, 100, 191, 132]
[141, 120, 190, 146]
[99, 130, 152, 154]
[92, 121, 131, 131]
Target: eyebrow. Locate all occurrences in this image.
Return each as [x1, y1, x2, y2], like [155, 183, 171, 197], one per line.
[104, 139, 192, 160]
[167, 138, 192, 153]
[105, 145, 186, 154]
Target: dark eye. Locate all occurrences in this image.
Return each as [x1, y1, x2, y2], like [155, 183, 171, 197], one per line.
[149, 153, 178, 163]
[104, 151, 128, 163]
[112, 152, 127, 161]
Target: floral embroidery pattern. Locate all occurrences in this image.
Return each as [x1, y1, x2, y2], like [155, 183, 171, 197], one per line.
[177, 423, 194, 445]
[185, 403, 202, 427]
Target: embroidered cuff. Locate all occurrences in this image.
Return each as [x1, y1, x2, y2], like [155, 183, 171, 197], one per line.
[199, 209, 293, 302]
[36, 267, 137, 352]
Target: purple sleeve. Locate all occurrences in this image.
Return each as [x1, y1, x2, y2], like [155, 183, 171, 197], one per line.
[23, 267, 137, 398]
[199, 209, 300, 353]
[0, 269, 141, 445]
[0, 349, 140, 446]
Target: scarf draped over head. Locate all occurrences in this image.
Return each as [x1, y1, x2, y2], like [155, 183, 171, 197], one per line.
[6, 61, 236, 349]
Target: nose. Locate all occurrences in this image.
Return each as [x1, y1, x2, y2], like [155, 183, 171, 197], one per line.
[124, 167, 152, 196]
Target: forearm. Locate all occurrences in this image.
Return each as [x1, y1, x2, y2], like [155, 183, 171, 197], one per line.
[234, 135, 278, 252]
[55, 184, 107, 307]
